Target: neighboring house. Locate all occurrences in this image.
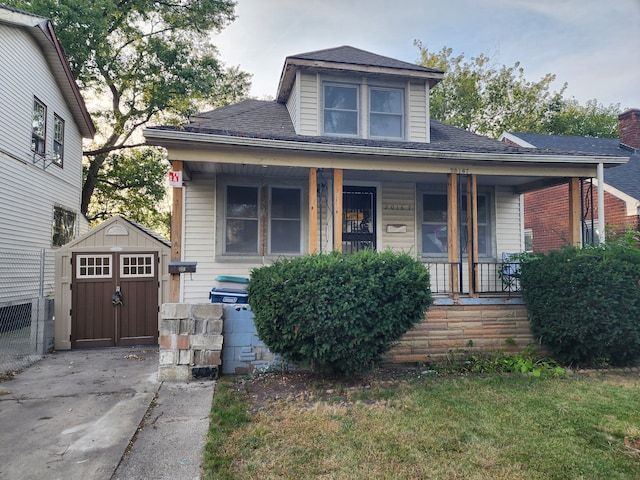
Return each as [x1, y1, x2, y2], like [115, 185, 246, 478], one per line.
[0, 5, 94, 349]
[501, 109, 640, 253]
[144, 46, 627, 361]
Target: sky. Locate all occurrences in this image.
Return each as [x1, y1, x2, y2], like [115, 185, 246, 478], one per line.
[211, 0, 640, 110]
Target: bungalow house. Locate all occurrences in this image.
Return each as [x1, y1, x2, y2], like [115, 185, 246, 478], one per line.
[500, 109, 640, 253]
[144, 46, 628, 361]
[0, 5, 95, 361]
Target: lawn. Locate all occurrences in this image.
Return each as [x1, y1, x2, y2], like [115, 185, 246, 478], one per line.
[204, 370, 640, 480]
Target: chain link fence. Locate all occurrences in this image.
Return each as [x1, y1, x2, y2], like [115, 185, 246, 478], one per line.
[0, 249, 53, 377]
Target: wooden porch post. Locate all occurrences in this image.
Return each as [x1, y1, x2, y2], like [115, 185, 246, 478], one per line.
[169, 161, 183, 302]
[447, 174, 459, 295]
[333, 169, 343, 252]
[309, 168, 318, 254]
[466, 175, 479, 297]
[568, 177, 581, 247]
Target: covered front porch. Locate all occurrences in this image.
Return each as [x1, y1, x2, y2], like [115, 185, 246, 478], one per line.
[168, 156, 606, 302]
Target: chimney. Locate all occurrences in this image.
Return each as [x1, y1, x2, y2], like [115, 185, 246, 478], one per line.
[618, 109, 640, 150]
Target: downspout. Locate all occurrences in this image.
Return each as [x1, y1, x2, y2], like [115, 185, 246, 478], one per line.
[597, 163, 605, 244]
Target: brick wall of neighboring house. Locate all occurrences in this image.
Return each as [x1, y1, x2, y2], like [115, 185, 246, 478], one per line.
[525, 183, 638, 253]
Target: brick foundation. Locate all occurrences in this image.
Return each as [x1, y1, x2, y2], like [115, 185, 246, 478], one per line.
[158, 303, 223, 382]
[386, 302, 535, 363]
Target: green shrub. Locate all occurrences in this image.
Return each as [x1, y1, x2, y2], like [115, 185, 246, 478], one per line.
[248, 249, 433, 375]
[520, 244, 640, 366]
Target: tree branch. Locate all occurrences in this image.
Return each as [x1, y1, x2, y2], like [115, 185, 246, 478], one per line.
[84, 142, 147, 157]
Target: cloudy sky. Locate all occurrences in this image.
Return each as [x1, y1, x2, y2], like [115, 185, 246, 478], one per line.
[212, 0, 640, 109]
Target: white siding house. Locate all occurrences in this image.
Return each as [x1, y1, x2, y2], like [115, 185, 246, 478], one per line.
[145, 46, 628, 361]
[0, 6, 94, 319]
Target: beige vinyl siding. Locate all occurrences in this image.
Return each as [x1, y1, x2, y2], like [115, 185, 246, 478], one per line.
[182, 176, 218, 303]
[407, 81, 429, 143]
[298, 72, 319, 136]
[380, 182, 416, 254]
[285, 71, 300, 133]
[494, 187, 523, 255]
[0, 24, 85, 301]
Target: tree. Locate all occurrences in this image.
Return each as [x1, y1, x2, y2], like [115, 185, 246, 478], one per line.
[538, 98, 620, 138]
[415, 41, 621, 139]
[7, 0, 250, 229]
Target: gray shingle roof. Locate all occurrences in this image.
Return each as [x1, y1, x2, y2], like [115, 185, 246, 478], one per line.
[287, 46, 442, 74]
[509, 132, 640, 200]
[164, 100, 618, 158]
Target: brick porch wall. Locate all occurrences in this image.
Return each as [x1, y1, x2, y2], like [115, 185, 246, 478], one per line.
[386, 303, 535, 363]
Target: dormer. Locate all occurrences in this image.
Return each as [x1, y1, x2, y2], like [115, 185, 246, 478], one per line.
[276, 46, 443, 143]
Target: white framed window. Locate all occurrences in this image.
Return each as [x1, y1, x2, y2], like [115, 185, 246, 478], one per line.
[269, 187, 302, 254]
[120, 254, 155, 278]
[524, 228, 534, 253]
[53, 115, 64, 166]
[421, 191, 492, 257]
[77, 255, 112, 278]
[323, 83, 359, 136]
[369, 87, 404, 139]
[32, 97, 46, 155]
[225, 185, 259, 254]
[223, 183, 303, 256]
[52, 206, 76, 246]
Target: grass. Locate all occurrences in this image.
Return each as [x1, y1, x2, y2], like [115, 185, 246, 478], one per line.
[203, 372, 640, 480]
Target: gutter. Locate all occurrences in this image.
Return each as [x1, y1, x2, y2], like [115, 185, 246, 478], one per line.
[143, 128, 629, 167]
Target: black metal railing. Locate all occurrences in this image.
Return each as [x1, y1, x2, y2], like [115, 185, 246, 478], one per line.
[422, 259, 521, 296]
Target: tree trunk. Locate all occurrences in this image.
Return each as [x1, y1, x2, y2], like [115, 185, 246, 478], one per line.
[81, 153, 108, 216]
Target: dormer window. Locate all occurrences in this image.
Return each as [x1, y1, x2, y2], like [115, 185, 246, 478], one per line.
[370, 87, 404, 139]
[323, 83, 359, 136]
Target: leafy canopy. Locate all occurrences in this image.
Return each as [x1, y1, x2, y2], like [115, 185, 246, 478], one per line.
[416, 41, 621, 139]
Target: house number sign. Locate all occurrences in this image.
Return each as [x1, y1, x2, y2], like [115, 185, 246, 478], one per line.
[383, 204, 413, 211]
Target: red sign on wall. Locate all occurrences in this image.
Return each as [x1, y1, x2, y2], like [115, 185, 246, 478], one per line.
[168, 170, 182, 187]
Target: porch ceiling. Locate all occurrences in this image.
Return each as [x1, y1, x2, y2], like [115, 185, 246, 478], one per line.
[184, 161, 574, 191]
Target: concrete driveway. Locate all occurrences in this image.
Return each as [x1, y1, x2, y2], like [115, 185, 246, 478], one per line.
[0, 347, 215, 480]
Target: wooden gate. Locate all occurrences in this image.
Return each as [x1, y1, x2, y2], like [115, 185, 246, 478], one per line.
[71, 252, 159, 348]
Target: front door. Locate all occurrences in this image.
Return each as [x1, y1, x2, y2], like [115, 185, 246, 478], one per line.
[342, 186, 376, 253]
[71, 252, 159, 348]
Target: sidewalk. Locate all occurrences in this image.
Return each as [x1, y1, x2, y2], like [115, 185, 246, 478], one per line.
[0, 347, 215, 480]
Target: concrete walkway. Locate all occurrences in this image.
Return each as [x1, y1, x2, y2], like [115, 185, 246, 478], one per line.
[0, 347, 215, 480]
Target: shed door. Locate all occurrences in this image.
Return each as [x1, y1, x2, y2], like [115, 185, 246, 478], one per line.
[71, 253, 158, 348]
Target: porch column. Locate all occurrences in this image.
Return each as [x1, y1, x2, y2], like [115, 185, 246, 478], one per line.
[597, 163, 605, 245]
[309, 168, 318, 253]
[568, 177, 581, 247]
[447, 174, 459, 295]
[466, 175, 479, 297]
[333, 168, 343, 252]
[170, 161, 183, 302]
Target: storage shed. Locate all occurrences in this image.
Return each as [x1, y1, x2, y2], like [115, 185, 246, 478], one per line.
[54, 216, 170, 350]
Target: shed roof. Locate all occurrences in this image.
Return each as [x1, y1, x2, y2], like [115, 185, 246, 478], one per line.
[59, 215, 169, 251]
